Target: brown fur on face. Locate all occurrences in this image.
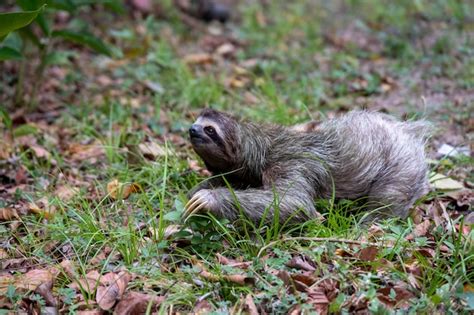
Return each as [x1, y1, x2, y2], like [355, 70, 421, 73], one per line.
[189, 109, 241, 173]
[185, 109, 431, 224]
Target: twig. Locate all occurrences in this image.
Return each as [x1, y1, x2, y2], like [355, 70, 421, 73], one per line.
[257, 236, 380, 257]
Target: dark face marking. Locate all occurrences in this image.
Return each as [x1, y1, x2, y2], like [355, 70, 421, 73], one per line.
[189, 109, 240, 172]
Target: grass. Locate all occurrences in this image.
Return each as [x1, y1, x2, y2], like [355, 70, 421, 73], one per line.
[0, 0, 473, 313]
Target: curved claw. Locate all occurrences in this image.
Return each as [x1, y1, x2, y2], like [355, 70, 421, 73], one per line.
[183, 193, 209, 220]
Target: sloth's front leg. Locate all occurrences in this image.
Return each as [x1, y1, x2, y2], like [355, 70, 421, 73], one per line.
[183, 185, 322, 223]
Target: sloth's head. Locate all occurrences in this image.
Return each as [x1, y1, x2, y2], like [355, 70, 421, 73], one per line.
[189, 109, 241, 172]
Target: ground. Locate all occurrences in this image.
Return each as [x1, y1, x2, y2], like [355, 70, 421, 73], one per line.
[0, 1, 473, 314]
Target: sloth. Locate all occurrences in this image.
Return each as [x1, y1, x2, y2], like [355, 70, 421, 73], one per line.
[183, 109, 430, 224]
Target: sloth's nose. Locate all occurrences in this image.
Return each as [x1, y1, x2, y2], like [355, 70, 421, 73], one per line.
[189, 124, 200, 137]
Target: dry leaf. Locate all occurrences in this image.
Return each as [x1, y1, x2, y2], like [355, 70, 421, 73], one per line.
[334, 248, 352, 257]
[286, 255, 317, 271]
[69, 270, 101, 294]
[193, 300, 213, 314]
[0, 207, 19, 221]
[413, 220, 431, 237]
[243, 294, 259, 315]
[96, 271, 131, 311]
[35, 280, 56, 306]
[367, 225, 384, 239]
[431, 173, 464, 190]
[188, 159, 211, 176]
[377, 286, 415, 308]
[58, 259, 76, 278]
[292, 272, 318, 286]
[68, 142, 105, 161]
[415, 248, 435, 258]
[306, 287, 329, 314]
[114, 292, 165, 315]
[184, 53, 214, 65]
[30, 145, 51, 159]
[55, 185, 79, 201]
[77, 311, 104, 315]
[216, 43, 235, 56]
[0, 274, 15, 294]
[216, 254, 252, 269]
[228, 77, 247, 88]
[29, 197, 56, 220]
[0, 249, 8, 259]
[16, 269, 57, 291]
[138, 142, 169, 159]
[107, 179, 141, 200]
[357, 246, 379, 262]
[222, 274, 255, 286]
[193, 258, 254, 285]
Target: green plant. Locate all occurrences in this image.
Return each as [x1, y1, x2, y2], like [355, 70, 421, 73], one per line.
[0, 0, 123, 108]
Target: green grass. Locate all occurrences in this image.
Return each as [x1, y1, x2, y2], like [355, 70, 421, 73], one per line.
[0, 0, 473, 313]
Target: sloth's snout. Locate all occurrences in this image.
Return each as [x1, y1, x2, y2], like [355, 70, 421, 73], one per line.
[189, 124, 202, 138]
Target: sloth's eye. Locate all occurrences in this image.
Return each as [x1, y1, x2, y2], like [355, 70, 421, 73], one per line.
[204, 126, 216, 135]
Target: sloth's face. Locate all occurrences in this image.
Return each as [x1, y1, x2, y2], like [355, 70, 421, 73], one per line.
[189, 109, 239, 172]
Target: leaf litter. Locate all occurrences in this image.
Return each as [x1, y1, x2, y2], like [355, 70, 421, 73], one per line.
[0, 1, 472, 314]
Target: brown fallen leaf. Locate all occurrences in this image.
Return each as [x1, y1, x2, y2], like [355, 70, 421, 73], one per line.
[445, 189, 474, 209]
[243, 294, 259, 315]
[30, 145, 51, 160]
[193, 300, 213, 314]
[291, 272, 318, 286]
[69, 270, 101, 294]
[306, 286, 329, 314]
[277, 270, 307, 293]
[334, 248, 352, 258]
[138, 142, 170, 159]
[58, 259, 76, 278]
[114, 292, 165, 315]
[216, 43, 236, 56]
[96, 271, 131, 311]
[0, 274, 15, 294]
[16, 268, 58, 291]
[188, 159, 212, 176]
[29, 197, 56, 220]
[68, 142, 105, 162]
[318, 278, 340, 301]
[0, 207, 19, 221]
[77, 311, 104, 315]
[184, 53, 214, 65]
[216, 253, 252, 269]
[367, 224, 384, 239]
[55, 185, 79, 201]
[228, 76, 248, 89]
[35, 281, 57, 306]
[0, 249, 8, 259]
[15, 165, 28, 184]
[193, 258, 254, 285]
[222, 274, 255, 286]
[415, 247, 435, 258]
[430, 173, 465, 190]
[286, 255, 317, 271]
[413, 220, 431, 238]
[377, 286, 415, 309]
[107, 179, 141, 200]
[357, 246, 379, 262]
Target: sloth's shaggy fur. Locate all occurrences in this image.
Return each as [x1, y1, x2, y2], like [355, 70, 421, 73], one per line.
[186, 109, 430, 223]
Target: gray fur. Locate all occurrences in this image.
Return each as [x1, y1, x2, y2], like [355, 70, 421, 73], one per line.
[188, 109, 430, 224]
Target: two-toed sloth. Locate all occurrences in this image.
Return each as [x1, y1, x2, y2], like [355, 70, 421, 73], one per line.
[183, 109, 430, 224]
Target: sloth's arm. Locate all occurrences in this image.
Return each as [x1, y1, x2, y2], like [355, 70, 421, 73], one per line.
[184, 165, 322, 223]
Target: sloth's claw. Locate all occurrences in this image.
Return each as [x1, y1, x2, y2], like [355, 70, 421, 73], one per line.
[183, 191, 210, 220]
